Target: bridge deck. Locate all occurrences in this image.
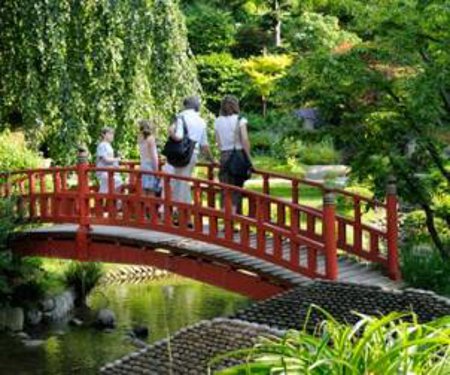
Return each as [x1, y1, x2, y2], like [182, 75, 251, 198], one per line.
[19, 225, 400, 290]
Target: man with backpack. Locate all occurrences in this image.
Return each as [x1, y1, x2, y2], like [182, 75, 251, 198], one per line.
[166, 96, 214, 209]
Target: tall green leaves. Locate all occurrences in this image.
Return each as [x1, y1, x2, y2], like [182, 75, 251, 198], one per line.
[0, 0, 200, 164]
[212, 307, 450, 374]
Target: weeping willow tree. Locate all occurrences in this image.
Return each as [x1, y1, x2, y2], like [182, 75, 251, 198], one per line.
[0, 0, 200, 164]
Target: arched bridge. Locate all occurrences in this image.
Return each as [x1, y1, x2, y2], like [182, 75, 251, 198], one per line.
[1, 158, 401, 299]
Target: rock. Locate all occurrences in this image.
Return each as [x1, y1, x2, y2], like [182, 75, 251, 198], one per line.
[0, 307, 24, 332]
[15, 331, 30, 340]
[40, 297, 55, 312]
[95, 309, 116, 329]
[23, 339, 45, 348]
[69, 318, 83, 327]
[26, 309, 43, 326]
[132, 325, 149, 339]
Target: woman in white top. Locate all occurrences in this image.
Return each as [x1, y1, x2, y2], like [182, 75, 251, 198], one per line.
[96, 127, 122, 194]
[215, 96, 252, 214]
[138, 119, 160, 196]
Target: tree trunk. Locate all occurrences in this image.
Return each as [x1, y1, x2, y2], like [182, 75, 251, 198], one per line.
[421, 203, 450, 260]
[262, 96, 267, 117]
[394, 159, 450, 259]
[274, 0, 282, 47]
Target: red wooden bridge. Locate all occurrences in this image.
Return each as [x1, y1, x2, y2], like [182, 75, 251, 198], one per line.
[1, 156, 401, 299]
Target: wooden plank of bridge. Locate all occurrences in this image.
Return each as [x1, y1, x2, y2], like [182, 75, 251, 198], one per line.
[18, 224, 401, 290]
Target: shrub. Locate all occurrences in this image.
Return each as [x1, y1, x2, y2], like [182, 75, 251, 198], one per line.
[212, 306, 450, 374]
[0, 130, 43, 171]
[64, 261, 104, 306]
[401, 243, 450, 296]
[196, 53, 246, 114]
[283, 137, 341, 165]
[185, 3, 236, 55]
[232, 24, 272, 58]
[249, 131, 274, 154]
[400, 210, 450, 295]
[0, 199, 57, 308]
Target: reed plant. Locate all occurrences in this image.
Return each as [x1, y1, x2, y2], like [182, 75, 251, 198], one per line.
[64, 261, 104, 307]
[210, 305, 450, 375]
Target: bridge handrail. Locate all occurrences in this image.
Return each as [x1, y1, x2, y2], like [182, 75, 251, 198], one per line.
[0, 161, 399, 280]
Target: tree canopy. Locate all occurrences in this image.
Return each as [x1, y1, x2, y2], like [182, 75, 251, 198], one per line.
[0, 0, 200, 163]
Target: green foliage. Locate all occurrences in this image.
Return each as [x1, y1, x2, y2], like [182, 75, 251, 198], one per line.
[196, 53, 246, 113]
[401, 244, 450, 297]
[286, 11, 360, 52]
[0, 199, 59, 308]
[185, 3, 236, 55]
[232, 24, 272, 58]
[212, 306, 450, 374]
[64, 262, 104, 306]
[0, 131, 43, 171]
[282, 137, 341, 165]
[242, 54, 293, 115]
[400, 209, 450, 295]
[0, 0, 200, 164]
[277, 0, 450, 258]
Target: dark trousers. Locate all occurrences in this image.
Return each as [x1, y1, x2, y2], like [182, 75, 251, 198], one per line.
[219, 150, 245, 213]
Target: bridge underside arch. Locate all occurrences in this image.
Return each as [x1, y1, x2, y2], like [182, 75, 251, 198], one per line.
[10, 226, 302, 299]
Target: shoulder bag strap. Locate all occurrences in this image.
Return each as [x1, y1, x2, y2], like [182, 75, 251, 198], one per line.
[232, 116, 241, 150]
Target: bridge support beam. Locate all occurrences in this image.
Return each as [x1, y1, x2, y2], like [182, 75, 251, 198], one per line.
[11, 234, 287, 300]
[324, 191, 337, 280]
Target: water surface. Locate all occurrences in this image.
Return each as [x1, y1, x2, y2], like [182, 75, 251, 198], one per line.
[0, 276, 250, 374]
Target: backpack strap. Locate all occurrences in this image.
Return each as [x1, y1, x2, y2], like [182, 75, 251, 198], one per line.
[232, 116, 242, 150]
[181, 115, 189, 137]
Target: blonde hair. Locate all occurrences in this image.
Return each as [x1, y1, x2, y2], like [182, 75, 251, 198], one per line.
[138, 119, 156, 139]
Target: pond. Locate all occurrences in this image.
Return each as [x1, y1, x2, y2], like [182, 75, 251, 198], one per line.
[0, 276, 250, 374]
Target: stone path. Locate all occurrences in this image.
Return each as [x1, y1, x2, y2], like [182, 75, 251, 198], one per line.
[100, 281, 450, 374]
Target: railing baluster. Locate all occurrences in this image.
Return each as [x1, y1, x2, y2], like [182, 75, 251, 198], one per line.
[224, 188, 233, 241]
[193, 182, 202, 233]
[292, 180, 299, 204]
[163, 175, 172, 227]
[40, 172, 47, 218]
[290, 207, 300, 267]
[323, 192, 337, 280]
[29, 172, 36, 219]
[256, 196, 266, 255]
[353, 197, 362, 253]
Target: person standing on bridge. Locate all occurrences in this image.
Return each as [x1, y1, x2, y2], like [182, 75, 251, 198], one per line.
[138, 119, 160, 196]
[96, 127, 122, 195]
[215, 96, 252, 214]
[168, 96, 214, 212]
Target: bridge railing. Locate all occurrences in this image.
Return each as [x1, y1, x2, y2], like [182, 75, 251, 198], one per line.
[0, 158, 399, 280]
[122, 160, 399, 279]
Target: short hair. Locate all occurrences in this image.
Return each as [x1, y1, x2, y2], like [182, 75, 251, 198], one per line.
[138, 119, 155, 139]
[101, 127, 114, 137]
[220, 95, 240, 116]
[183, 96, 201, 112]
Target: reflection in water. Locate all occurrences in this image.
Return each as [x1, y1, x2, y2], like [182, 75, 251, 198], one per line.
[0, 277, 250, 375]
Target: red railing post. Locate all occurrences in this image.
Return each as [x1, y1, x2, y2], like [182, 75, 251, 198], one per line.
[76, 147, 90, 260]
[386, 176, 400, 280]
[323, 191, 338, 280]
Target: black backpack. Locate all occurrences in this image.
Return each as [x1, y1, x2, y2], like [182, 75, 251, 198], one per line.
[162, 116, 196, 167]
